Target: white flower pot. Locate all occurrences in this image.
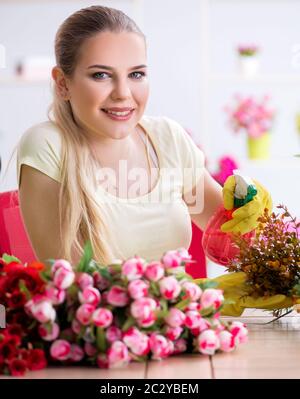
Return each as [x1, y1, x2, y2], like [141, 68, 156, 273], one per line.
[238, 56, 260, 77]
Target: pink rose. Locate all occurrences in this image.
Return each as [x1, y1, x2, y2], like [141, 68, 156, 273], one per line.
[185, 302, 202, 312]
[190, 318, 210, 336]
[71, 318, 82, 334]
[197, 330, 220, 355]
[50, 339, 71, 361]
[149, 334, 174, 360]
[123, 327, 150, 356]
[200, 289, 224, 310]
[128, 279, 149, 299]
[106, 326, 122, 343]
[176, 248, 192, 262]
[164, 308, 185, 328]
[53, 267, 75, 290]
[38, 322, 60, 341]
[78, 286, 101, 307]
[107, 341, 130, 368]
[76, 272, 94, 290]
[229, 321, 248, 344]
[162, 250, 182, 268]
[144, 261, 165, 281]
[173, 338, 187, 355]
[76, 303, 95, 325]
[93, 271, 110, 291]
[121, 257, 146, 280]
[165, 326, 183, 341]
[184, 310, 203, 329]
[137, 313, 157, 328]
[130, 297, 157, 320]
[92, 308, 113, 328]
[51, 259, 72, 275]
[219, 330, 235, 352]
[181, 281, 202, 301]
[26, 297, 56, 324]
[159, 276, 181, 300]
[70, 344, 84, 362]
[107, 286, 129, 307]
[45, 284, 66, 305]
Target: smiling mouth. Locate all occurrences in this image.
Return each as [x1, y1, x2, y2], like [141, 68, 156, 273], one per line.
[101, 109, 135, 116]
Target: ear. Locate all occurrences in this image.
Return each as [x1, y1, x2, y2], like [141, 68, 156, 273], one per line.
[52, 66, 70, 100]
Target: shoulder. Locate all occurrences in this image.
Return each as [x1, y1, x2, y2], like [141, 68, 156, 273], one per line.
[18, 120, 62, 154]
[17, 121, 63, 185]
[140, 114, 185, 136]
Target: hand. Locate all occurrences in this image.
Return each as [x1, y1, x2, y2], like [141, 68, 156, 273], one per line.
[195, 272, 294, 317]
[220, 176, 273, 235]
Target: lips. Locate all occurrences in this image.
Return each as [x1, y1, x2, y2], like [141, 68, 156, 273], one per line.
[101, 108, 135, 121]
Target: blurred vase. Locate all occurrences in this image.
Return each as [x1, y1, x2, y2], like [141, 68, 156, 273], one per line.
[247, 132, 271, 160]
[238, 55, 260, 77]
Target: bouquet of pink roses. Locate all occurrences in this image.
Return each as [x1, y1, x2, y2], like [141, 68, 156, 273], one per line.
[225, 94, 275, 139]
[1, 244, 248, 375]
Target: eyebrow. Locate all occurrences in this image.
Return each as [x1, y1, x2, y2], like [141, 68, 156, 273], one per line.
[87, 64, 147, 71]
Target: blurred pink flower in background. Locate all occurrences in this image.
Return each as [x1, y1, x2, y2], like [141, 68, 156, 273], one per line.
[225, 94, 275, 139]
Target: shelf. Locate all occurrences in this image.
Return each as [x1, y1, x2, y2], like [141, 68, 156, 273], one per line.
[209, 73, 300, 84]
[0, 76, 51, 86]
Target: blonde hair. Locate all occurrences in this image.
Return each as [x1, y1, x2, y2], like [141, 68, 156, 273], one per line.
[47, 5, 146, 265]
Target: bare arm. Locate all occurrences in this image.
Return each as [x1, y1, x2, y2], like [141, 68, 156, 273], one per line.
[19, 164, 64, 263]
[183, 169, 223, 231]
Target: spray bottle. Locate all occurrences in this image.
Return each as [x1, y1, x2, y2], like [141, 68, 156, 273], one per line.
[202, 170, 257, 266]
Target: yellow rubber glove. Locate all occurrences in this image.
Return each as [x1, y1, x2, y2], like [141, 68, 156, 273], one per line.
[194, 272, 294, 317]
[220, 176, 273, 235]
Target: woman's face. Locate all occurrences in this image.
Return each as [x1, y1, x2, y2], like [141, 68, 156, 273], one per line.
[65, 31, 149, 141]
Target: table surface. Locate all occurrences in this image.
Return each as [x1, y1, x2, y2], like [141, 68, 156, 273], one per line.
[2, 309, 300, 379]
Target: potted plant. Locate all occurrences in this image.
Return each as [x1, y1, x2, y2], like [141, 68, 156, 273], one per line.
[237, 44, 260, 77]
[225, 94, 275, 160]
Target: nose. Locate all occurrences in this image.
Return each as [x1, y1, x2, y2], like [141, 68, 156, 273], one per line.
[111, 77, 132, 101]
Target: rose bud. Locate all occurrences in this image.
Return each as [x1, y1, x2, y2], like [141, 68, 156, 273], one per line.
[144, 261, 165, 281]
[92, 308, 113, 328]
[197, 329, 220, 355]
[78, 286, 101, 307]
[121, 257, 146, 281]
[159, 276, 181, 300]
[50, 339, 71, 361]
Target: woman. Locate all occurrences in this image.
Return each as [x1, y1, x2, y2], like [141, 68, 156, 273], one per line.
[17, 5, 270, 267]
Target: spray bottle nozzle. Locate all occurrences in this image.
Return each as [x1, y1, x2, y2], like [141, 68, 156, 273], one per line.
[233, 170, 257, 208]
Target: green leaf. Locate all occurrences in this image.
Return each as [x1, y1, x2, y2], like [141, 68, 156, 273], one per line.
[175, 297, 191, 310]
[76, 241, 94, 273]
[149, 281, 160, 297]
[1, 254, 22, 264]
[122, 316, 136, 332]
[96, 327, 107, 352]
[201, 280, 218, 290]
[18, 279, 31, 300]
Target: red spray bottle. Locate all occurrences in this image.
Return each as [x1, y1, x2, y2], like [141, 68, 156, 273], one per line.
[202, 170, 257, 266]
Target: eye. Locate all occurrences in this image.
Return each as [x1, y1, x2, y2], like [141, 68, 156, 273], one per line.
[130, 71, 146, 79]
[92, 72, 110, 80]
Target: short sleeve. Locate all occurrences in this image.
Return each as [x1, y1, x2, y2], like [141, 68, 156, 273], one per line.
[164, 117, 205, 196]
[17, 121, 62, 187]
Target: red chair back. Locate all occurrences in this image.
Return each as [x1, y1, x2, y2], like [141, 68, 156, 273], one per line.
[0, 190, 36, 263]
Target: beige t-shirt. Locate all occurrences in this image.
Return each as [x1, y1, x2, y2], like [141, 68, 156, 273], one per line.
[17, 115, 205, 263]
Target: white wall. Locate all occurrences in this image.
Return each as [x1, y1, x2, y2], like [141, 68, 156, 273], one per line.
[1, 0, 300, 213]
